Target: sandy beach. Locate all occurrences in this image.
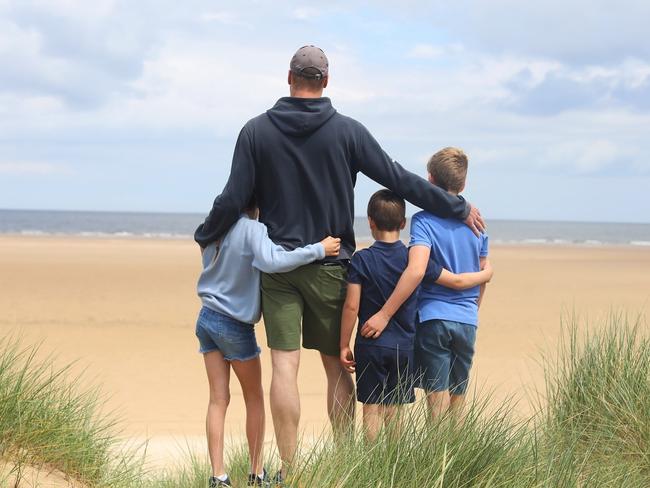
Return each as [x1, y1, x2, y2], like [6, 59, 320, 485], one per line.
[1, 235, 648, 465]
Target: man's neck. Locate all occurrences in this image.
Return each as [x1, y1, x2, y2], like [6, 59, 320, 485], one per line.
[289, 89, 324, 98]
[372, 230, 401, 243]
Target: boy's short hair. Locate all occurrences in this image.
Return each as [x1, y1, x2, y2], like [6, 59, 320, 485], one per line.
[427, 147, 468, 193]
[367, 190, 406, 232]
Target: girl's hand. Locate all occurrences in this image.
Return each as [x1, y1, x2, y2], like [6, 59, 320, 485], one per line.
[320, 236, 341, 257]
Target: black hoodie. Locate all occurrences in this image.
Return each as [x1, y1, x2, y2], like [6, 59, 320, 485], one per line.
[194, 97, 469, 261]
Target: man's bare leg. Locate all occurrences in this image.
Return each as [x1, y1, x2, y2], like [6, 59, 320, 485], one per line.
[320, 353, 355, 439]
[231, 357, 265, 476]
[204, 351, 231, 478]
[270, 349, 300, 477]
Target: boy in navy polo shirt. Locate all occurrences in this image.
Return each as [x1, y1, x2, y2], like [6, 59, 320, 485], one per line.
[340, 190, 493, 440]
[360, 148, 491, 421]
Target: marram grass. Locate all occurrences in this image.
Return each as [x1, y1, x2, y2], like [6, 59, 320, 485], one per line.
[0, 337, 144, 487]
[0, 312, 648, 487]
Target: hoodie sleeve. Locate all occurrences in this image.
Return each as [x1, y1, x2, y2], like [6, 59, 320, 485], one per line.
[247, 221, 326, 273]
[352, 124, 470, 220]
[194, 125, 256, 247]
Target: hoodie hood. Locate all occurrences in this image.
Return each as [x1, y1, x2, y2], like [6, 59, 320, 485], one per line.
[266, 97, 337, 137]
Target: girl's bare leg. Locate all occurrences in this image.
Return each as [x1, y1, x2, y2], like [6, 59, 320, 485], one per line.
[204, 351, 231, 477]
[231, 356, 265, 475]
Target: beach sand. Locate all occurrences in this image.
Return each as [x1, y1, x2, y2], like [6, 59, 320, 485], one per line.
[1, 236, 648, 466]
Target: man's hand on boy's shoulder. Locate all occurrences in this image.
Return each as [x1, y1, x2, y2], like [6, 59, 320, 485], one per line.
[360, 310, 390, 339]
[464, 204, 486, 237]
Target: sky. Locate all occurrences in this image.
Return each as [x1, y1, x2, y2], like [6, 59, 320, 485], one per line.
[1, 0, 649, 222]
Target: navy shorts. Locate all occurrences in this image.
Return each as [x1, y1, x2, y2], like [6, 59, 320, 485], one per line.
[415, 319, 476, 395]
[195, 306, 261, 361]
[355, 344, 415, 405]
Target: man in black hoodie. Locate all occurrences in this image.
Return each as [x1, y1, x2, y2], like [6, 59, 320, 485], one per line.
[195, 45, 484, 481]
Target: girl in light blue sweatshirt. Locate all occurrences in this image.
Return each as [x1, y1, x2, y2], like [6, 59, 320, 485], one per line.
[196, 197, 340, 488]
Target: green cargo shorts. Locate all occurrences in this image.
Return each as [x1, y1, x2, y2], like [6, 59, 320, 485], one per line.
[261, 263, 347, 357]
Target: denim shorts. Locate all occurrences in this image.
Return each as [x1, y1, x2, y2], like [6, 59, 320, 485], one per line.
[355, 345, 415, 405]
[415, 319, 476, 395]
[195, 306, 261, 361]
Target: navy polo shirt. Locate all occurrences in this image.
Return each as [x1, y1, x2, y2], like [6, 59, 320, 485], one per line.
[347, 240, 442, 350]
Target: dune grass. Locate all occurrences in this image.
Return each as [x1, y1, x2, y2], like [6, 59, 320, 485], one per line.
[0, 312, 648, 487]
[0, 337, 143, 487]
[538, 312, 650, 486]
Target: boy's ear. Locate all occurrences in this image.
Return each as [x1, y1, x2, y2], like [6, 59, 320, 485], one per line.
[399, 219, 406, 231]
[428, 173, 435, 184]
[459, 183, 465, 193]
[368, 217, 376, 230]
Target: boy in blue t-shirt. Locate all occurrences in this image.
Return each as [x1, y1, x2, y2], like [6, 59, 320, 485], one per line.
[361, 148, 490, 420]
[340, 189, 492, 440]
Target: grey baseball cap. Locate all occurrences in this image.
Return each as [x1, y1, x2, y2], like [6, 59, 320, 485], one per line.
[290, 45, 329, 80]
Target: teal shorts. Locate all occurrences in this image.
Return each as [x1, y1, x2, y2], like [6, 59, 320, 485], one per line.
[415, 319, 476, 395]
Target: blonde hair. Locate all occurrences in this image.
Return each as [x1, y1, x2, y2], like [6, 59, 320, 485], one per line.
[427, 147, 468, 193]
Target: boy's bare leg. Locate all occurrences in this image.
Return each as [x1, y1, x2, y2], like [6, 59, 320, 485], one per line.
[204, 351, 231, 477]
[320, 353, 355, 439]
[362, 404, 382, 442]
[383, 405, 403, 440]
[270, 349, 300, 477]
[231, 357, 265, 475]
[449, 394, 466, 417]
[426, 391, 450, 420]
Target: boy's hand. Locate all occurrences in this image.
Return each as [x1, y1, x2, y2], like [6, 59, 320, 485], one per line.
[465, 204, 486, 237]
[321, 236, 341, 256]
[360, 310, 390, 339]
[340, 346, 356, 373]
[481, 258, 494, 282]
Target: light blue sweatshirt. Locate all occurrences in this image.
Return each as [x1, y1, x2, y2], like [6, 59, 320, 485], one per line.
[197, 214, 325, 324]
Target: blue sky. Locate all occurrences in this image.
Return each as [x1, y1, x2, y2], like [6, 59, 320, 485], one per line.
[1, 0, 649, 222]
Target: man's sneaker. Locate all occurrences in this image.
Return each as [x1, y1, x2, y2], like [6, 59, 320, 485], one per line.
[247, 467, 269, 486]
[209, 475, 232, 487]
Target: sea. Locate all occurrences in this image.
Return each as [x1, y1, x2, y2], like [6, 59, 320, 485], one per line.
[1, 209, 649, 247]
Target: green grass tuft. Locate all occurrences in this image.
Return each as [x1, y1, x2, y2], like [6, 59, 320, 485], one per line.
[1, 311, 648, 487]
[0, 337, 143, 487]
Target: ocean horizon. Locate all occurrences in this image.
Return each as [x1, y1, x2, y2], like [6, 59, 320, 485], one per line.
[1, 208, 649, 247]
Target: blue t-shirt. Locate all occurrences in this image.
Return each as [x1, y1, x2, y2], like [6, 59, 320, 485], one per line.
[347, 240, 442, 350]
[409, 211, 489, 327]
